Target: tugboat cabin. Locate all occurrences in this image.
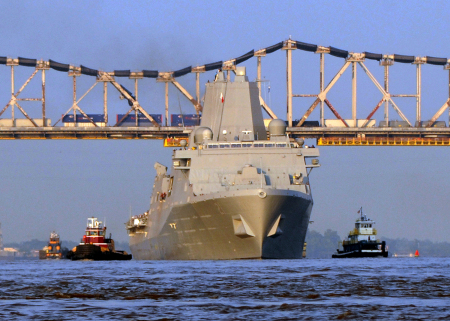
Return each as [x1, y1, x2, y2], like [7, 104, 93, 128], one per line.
[82, 217, 112, 250]
[344, 214, 379, 252]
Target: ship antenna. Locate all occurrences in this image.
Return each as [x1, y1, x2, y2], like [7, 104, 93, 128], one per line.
[360, 207, 363, 220]
[177, 92, 185, 127]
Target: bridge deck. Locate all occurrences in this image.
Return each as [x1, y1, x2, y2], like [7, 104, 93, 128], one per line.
[0, 127, 187, 139]
[2, 126, 450, 146]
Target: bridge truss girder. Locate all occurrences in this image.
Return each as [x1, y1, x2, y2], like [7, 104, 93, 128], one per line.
[1, 38, 450, 144]
[288, 48, 450, 130]
[0, 61, 47, 127]
[0, 61, 206, 130]
[293, 58, 415, 128]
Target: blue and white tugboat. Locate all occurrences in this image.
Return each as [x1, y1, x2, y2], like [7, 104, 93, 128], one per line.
[332, 208, 388, 258]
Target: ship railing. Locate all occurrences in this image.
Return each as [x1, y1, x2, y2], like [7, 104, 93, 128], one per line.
[360, 229, 377, 235]
[349, 228, 377, 236]
[129, 213, 149, 220]
[126, 218, 147, 229]
[136, 218, 147, 226]
[343, 240, 358, 245]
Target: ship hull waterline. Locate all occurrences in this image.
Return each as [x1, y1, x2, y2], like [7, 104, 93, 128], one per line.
[130, 190, 313, 260]
[332, 251, 389, 258]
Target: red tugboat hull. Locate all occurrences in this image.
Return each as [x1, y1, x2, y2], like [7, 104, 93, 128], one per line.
[67, 244, 132, 261]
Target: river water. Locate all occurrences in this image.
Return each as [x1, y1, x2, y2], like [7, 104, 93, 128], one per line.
[1, 257, 450, 320]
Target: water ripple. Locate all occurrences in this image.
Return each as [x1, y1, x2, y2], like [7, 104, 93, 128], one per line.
[1, 258, 450, 320]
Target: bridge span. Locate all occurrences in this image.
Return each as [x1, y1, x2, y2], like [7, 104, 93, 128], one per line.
[2, 39, 450, 145]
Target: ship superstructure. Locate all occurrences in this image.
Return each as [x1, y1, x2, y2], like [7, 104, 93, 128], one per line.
[333, 208, 388, 258]
[127, 68, 320, 259]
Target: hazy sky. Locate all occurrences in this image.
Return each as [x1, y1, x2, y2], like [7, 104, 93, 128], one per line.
[1, 0, 450, 244]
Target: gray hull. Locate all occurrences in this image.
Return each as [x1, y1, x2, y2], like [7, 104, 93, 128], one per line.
[130, 190, 312, 260]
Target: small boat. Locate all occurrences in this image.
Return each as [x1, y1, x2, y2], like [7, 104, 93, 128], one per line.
[39, 231, 68, 259]
[66, 217, 132, 261]
[332, 208, 388, 258]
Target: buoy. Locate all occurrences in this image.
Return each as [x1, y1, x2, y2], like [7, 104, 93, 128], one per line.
[414, 250, 419, 257]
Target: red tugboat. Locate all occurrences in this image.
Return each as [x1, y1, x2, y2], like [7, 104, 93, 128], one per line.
[66, 217, 132, 261]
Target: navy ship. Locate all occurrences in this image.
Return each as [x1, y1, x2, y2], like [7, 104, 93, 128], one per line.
[126, 67, 320, 259]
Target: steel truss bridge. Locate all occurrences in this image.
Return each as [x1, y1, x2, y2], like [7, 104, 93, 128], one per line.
[2, 39, 450, 146]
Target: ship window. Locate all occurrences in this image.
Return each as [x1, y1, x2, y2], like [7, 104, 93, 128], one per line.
[99, 231, 103, 236]
[86, 231, 90, 236]
[254, 143, 264, 148]
[231, 144, 242, 148]
[276, 143, 287, 148]
[265, 143, 275, 147]
[242, 143, 252, 147]
[209, 144, 218, 149]
[91, 231, 98, 236]
[220, 144, 230, 148]
[290, 143, 296, 148]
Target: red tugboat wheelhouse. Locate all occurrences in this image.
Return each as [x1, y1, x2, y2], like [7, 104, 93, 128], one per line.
[66, 217, 132, 261]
